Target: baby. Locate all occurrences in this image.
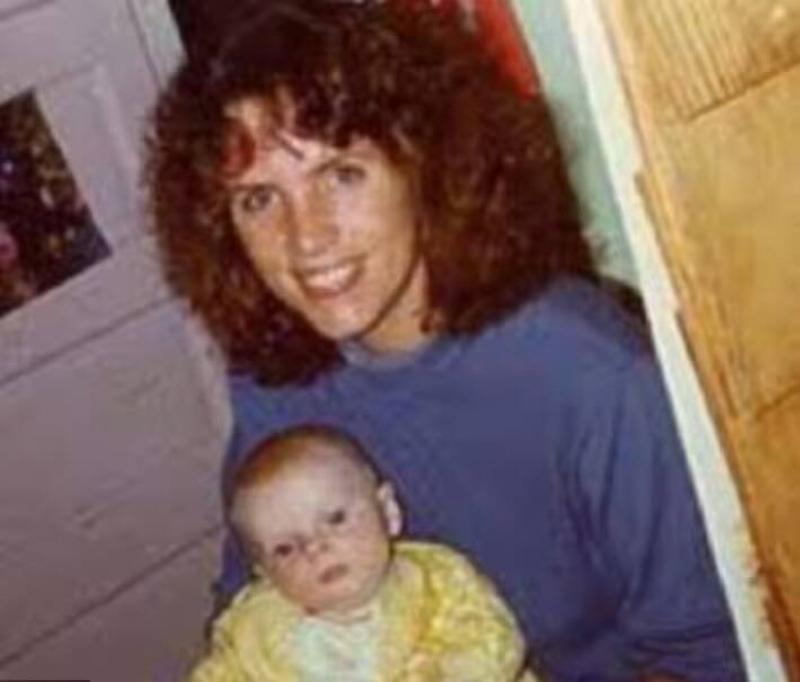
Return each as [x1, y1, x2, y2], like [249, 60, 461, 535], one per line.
[187, 423, 535, 682]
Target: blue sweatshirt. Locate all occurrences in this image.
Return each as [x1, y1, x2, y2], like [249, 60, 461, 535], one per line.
[218, 278, 745, 681]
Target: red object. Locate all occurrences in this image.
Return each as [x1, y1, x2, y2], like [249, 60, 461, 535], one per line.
[472, 0, 538, 95]
[409, 0, 539, 95]
[399, 0, 539, 96]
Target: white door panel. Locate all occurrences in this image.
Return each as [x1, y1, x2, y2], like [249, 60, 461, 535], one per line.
[0, 0, 168, 379]
[0, 0, 224, 678]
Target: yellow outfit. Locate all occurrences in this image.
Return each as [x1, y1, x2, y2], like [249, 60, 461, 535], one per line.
[187, 541, 537, 682]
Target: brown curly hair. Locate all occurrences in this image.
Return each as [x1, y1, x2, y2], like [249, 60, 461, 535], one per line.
[146, 0, 596, 386]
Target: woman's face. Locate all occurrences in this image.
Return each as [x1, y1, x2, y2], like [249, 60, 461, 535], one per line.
[225, 99, 430, 354]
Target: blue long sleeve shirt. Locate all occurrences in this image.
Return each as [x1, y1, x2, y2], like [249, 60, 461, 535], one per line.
[218, 278, 745, 681]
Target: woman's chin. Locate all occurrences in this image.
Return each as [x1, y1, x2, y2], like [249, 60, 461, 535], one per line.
[308, 312, 372, 345]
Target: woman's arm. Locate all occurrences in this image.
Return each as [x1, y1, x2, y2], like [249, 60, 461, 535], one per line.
[572, 356, 746, 681]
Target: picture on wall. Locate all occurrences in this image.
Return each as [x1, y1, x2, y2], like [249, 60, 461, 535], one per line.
[0, 90, 111, 318]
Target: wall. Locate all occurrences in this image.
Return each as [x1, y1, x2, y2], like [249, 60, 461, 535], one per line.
[0, 1, 225, 680]
[511, 0, 637, 285]
[0, 301, 225, 682]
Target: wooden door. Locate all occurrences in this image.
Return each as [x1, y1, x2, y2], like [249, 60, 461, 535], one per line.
[599, 1, 800, 677]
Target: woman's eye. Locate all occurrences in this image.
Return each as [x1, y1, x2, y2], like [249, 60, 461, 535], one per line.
[331, 163, 365, 187]
[326, 509, 347, 526]
[272, 543, 294, 559]
[235, 185, 276, 216]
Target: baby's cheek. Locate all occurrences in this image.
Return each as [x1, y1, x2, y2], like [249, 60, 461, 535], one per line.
[270, 564, 300, 592]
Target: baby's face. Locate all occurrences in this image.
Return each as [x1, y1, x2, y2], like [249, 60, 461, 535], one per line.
[232, 445, 398, 620]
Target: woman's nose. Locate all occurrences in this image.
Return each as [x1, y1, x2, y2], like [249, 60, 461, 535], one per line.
[285, 192, 338, 258]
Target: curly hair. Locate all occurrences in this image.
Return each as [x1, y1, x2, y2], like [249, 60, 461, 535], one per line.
[146, 0, 596, 385]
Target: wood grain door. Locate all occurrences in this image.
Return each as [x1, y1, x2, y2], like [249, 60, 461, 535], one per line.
[600, 1, 800, 677]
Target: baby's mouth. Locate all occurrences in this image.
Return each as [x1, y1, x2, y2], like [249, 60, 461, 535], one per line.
[318, 564, 349, 585]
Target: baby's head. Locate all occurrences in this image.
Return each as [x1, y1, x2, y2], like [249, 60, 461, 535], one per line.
[230, 424, 402, 620]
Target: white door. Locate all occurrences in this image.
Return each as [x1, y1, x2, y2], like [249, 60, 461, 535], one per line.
[0, 1, 227, 680]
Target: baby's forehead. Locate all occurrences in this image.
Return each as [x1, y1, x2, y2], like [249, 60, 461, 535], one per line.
[283, 447, 363, 482]
[253, 441, 375, 497]
[279, 431, 376, 473]
[233, 453, 374, 532]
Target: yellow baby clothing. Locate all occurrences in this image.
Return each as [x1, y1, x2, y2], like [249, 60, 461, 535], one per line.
[187, 541, 535, 681]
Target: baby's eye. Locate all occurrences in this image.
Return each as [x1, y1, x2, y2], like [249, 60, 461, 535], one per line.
[272, 542, 295, 560]
[233, 184, 277, 217]
[326, 509, 348, 527]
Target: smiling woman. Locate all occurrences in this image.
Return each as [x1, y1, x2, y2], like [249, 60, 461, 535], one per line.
[222, 101, 427, 353]
[148, 0, 592, 385]
[147, 1, 746, 679]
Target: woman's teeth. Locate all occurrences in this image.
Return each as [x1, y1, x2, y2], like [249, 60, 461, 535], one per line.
[300, 262, 358, 295]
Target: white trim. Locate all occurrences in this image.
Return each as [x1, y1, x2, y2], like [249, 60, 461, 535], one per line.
[126, 0, 184, 87]
[124, 0, 232, 441]
[176, 308, 233, 443]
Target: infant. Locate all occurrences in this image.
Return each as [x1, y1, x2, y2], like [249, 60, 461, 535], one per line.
[187, 423, 536, 681]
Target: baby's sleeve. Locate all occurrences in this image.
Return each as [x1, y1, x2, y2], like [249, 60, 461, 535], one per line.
[420, 545, 535, 682]
[185, 624, 248, 682]
[186, 586, 279, 682]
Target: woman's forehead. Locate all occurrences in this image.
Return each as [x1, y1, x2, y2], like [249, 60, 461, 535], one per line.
[221, 97, 280, 177]
[221, 94, 408, 180]
[222, 110, 394, 186]
[225, 96, 279, 138]
[222, 100, 325, 179]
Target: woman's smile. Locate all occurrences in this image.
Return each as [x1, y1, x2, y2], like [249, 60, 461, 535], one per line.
[294, 257, 364, 300]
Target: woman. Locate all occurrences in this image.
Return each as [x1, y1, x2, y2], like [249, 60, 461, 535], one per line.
[148, 1, 744, 679]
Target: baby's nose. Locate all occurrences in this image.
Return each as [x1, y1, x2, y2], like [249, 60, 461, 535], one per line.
[299, 533, 329, 558]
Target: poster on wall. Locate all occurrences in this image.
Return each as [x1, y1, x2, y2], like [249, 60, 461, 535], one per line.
[0, 91, 111, 318]
[0, 0, 168, 383]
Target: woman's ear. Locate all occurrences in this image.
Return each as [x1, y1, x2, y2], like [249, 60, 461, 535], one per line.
[377, 482, 403, 538]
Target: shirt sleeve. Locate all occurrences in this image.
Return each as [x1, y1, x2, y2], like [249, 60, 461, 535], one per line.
[572, 355, 746, 681]
[185, 622, 248, 682]
[419, 546, 532, 682]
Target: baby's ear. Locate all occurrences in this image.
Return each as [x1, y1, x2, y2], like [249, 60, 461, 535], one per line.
[249, 556, 274, 588]
[251, 561, 269, 581]
[240, 538, 271, 583]
[377, 482, 403, 537]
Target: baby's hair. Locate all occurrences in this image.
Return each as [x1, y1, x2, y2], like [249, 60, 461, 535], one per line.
[232, 423, 381, 499]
